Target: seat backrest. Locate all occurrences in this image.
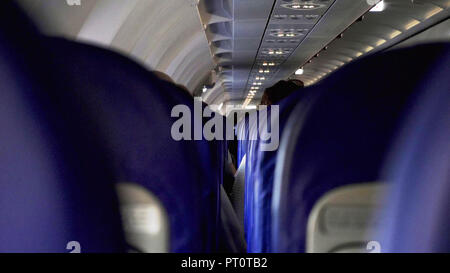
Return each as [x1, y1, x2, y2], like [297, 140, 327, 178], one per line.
[307, 183, 386, 253]
[250, 91, 308, 253]
[377, 47, 450, 252]
[0, 2, 126, 252]
[44, 37, 221, 252]
[272, 43, 450, 253]
[236, 113, 251, 166]
[243, 110, 261, 248]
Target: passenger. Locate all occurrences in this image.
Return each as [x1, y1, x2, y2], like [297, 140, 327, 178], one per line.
[153, 71, 245, 252]
[153, 70, 175, 83]
[260, 80, 304, 106]
[154, 70, 192, 95]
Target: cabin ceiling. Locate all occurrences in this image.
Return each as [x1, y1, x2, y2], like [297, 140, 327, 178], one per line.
[18, 0, 214, 94]
[17, 0, 449, 108]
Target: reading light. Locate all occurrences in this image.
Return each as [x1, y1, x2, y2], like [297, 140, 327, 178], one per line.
[283, 3, 323, 10]
[295, 68, 304, 75]
[370, 0, 385, 12]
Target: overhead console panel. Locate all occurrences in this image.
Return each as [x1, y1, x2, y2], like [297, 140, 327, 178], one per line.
[198, 0, 448, 107]
[242, 0, 339, 106]
[197, 0, 371, 106]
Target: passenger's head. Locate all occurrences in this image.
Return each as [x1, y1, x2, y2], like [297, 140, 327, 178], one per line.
[153, 70, 191, 95]
[260, 79, 304, 106]
[153, 70, 175, 83]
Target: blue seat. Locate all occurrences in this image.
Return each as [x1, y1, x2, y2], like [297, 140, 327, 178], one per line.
[0, 2, 125, 252]
[378, 46, 450, 252]
[250, 91, 310, 253]
[45, 37, 222, 252]
[271, 43, 450, 252]
[242, 111, 260, 249]
[236, 113, 251, 167]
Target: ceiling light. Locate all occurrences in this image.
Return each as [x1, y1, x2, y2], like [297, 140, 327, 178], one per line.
[425, 7, 443, 19]
[282, 3, 324, 10]
[270, 30, 303, 38]
[405, 19, 421, 30]
[365, 46, 374, 53]
[390, 30, 402, 39]
[295, 68, 304, 75]
[202, 86, 208, 93]
[376, 39, 386, 46]
[370, 0, 385, 12]
[274, 14, 288, 20]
